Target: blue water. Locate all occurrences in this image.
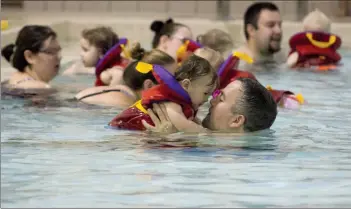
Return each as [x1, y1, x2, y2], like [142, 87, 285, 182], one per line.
[1, 51, 351, 207]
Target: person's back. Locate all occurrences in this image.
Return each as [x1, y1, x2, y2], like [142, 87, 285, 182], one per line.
[75, 48, 176, 107]
[109, 55, 218, 133]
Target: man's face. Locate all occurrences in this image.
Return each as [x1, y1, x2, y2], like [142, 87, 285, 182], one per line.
[253, 9, 282, 54]
[202, 80, 244, 131]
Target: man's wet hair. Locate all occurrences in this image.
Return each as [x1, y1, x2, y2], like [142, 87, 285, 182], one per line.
[234, 77, 277, 132]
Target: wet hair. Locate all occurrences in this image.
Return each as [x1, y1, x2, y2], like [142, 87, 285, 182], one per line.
[233, 77, 277, 132]
[1, 25, 57, 72]
[130, 42, 175, 66]
[123, 49, 175, 91]
[150, 18, 189, 48]
[81, 26, 118, 55]
[196, 29, 234, 54]
[175, 54, 218, 88]
[123, 61, 157, 91]
[194, 47, 224, 71]
[244, 2, 280, 40]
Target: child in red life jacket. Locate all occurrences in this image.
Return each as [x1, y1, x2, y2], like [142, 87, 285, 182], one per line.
[65, 26, 130, 86]
[109, 55, 218, 133]
[287, 9, 342, 70]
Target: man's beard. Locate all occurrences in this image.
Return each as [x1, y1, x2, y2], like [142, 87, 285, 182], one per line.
[267, 37, 281, 54]
[268, 44, 281, 54]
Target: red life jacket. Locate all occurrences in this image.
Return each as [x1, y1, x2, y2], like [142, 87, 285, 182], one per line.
[217, 53, 256, 90]
[109, 84, 195, 131]
[176, 39, 202, 64]
[94, 38, 131, 86]
[217, 53, 295, 104]
[288, 31, 342, 68]
[267, 89, 294, 104]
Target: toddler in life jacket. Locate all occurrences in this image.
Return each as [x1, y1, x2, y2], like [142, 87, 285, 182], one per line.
[287, 9, 342, 69]
[109, 55, 218, 133]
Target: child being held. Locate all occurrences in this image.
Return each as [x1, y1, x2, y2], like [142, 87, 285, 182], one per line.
[287, 9, 342, 69]
[109, 54, 218, 133]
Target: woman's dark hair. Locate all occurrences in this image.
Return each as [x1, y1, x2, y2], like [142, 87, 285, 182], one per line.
[1, 25, 57, 72]
[150, 18, 188, 48]
[123, 61, 158, 91]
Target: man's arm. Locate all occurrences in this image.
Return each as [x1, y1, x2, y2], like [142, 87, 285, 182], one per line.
[142, 103, 208, 134]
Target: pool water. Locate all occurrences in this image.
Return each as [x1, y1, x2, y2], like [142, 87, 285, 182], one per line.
[1, 50, 351, 207]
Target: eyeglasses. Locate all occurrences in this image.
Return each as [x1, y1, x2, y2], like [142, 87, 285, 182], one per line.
[39, 48, 62, 56]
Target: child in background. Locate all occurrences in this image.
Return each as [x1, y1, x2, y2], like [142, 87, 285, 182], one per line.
[286, 9, 342, 69]
[196, 28, 234, 59]
[63, 26, 130, 86]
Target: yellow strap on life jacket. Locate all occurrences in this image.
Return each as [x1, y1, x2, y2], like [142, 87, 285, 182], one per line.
[120, 43, 131, 59]
[233, 51, 254, 64]
[131, 100, 148, 114]
[306, 32, 336, 49]
[176, 40, 190, 60]
[135, 62, 153, 74]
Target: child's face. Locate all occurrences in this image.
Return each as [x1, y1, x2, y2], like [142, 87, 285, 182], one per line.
[79, 38, 103, 67]
[183, 74, 217, 109]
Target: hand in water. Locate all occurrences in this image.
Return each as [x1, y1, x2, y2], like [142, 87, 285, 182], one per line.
[142, 103, 175, 134]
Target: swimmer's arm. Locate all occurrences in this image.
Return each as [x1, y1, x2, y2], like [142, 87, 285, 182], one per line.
[62, 61, 94, 76]
[164, 102, 209, 133]
[286, 52, 299, 68]
[100, 67, 124, 86]
[106, 67, 124, 86]
[100, 71, 111, 86]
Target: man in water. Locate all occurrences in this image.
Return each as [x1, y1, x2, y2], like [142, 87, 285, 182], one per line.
[234, 2, 287, 71]
[143, 77, 278, 133]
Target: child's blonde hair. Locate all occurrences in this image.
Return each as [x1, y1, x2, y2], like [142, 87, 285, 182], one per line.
[302, 9, 331, 32]
[194, 47, 224, 71]
[197, 29, 234, 55]
[81, 26, 119, 54]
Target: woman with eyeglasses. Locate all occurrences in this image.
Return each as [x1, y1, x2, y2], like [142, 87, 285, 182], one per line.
[1, 25, 62, 97]
[150, 18, 195, 62]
